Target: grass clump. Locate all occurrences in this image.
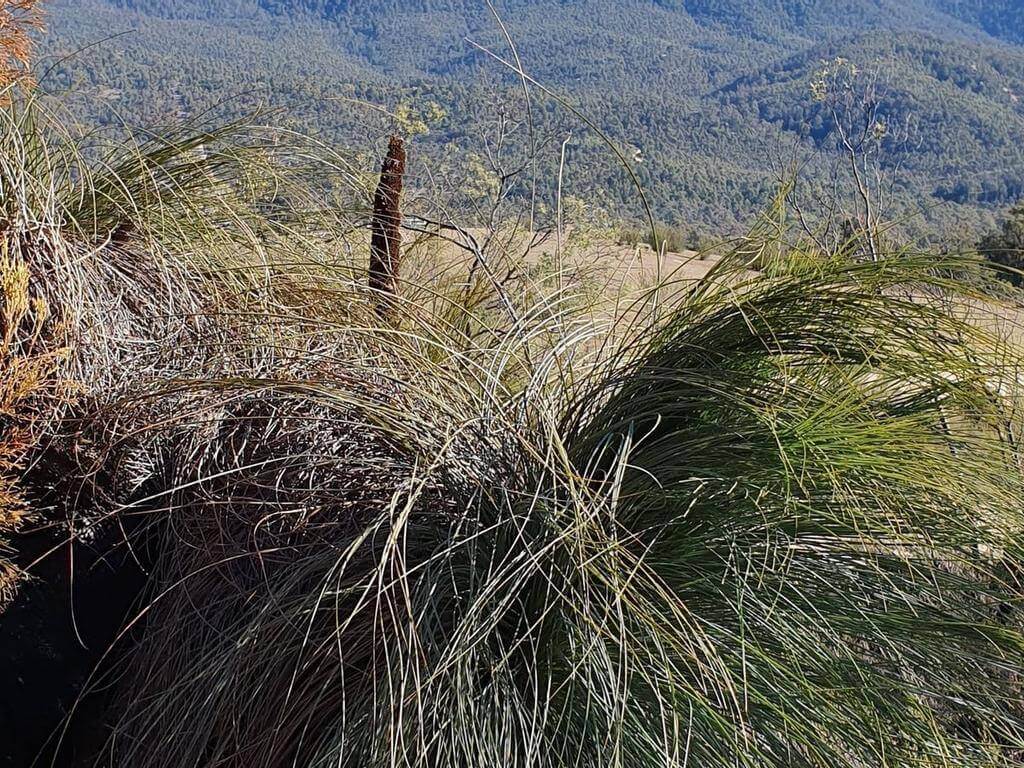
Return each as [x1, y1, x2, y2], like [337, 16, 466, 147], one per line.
[617, 221, 701, 254]
[0, 90, 76, 607]
[93, 237, 1024, 766]
[2, 77, 1024, 768]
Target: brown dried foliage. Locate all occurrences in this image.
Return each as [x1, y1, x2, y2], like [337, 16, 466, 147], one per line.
[0, 250, 68, 607]
[368, 135, 406, 316]
[0, 0, 43, 98]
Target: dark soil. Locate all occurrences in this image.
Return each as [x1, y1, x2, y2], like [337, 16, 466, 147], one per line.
[0, 453, 148, 768]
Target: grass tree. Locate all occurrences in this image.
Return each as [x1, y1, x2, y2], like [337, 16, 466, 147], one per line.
[1, 79, 1023, 768]
[94, 236, 1024, 766]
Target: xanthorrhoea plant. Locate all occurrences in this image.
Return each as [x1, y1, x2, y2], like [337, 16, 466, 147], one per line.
[100, 240, 1024, 768]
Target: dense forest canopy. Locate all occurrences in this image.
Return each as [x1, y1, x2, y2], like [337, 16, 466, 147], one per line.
[37, 0, 1024, 238]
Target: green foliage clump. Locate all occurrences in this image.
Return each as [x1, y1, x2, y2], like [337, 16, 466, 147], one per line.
[616, 221, 702, 253]
[87, 209, 1024, 767]
[980, 203, 1024, 286]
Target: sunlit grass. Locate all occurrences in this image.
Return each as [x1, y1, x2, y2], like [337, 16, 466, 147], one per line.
[2, 92, 1024, 768]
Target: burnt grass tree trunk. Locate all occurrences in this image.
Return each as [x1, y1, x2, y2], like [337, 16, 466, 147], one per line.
[368, 135, 406, 317]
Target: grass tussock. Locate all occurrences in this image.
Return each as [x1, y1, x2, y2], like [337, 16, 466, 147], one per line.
[2, 92, 1024, 768]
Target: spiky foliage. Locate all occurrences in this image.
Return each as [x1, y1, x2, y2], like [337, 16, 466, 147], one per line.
[0, 92, 81, 608]
[0, 93, 365, 619]
[81, 230, 1024, 768]
[4, 86, 1024, 768]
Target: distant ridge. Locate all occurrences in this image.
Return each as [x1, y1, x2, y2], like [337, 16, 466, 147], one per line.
[44, 0, 1024, 237]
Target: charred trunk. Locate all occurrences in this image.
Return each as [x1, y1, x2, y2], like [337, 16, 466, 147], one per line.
[368, 136, 406, 316]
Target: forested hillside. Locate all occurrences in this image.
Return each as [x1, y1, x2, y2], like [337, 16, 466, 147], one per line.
[37, 0, 1024, 238]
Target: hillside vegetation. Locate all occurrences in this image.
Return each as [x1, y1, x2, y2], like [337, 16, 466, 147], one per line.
[38, 0, 1024, 239]
[3, 4, 1024, 768]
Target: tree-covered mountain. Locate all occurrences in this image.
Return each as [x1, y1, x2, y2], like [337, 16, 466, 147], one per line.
[102, 0, 1024, 46]
[37, 0, 1024, 238]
